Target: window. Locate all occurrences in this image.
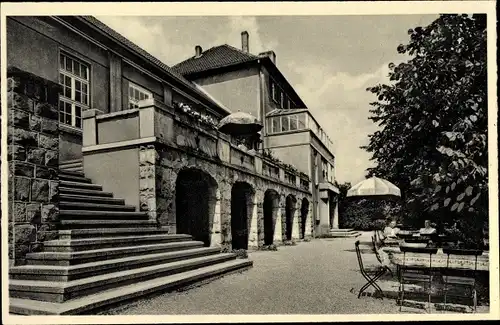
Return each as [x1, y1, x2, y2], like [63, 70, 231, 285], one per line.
[270, 80, 278, 103]
[272, 117, 280, 133]
[281, 116, 289, 132]
[287, 99, 291, 109]
[280, 92, 285, 108]
[289, 115, 298, 130]
[58, 52, 90, 128]
[128, 82, 152, 109]
[298, 113, 306, 129]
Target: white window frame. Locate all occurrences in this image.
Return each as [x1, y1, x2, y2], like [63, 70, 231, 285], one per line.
[58, 51, 90, 128]
[128, 82, 153, 109]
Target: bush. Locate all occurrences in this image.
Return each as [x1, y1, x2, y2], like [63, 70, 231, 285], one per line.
[231, 249, 248, 259]
[283, 240, 296, 246]
[303, 237, 311, 242]
[260, 244, 278, 251]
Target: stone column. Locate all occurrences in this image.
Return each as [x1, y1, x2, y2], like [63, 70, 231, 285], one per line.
[139, 145, 158, 222]
[210, 189, 222, 248]
[7, 67, 61, 266]
[292, 206, 300, 240]
[247, 195, 259, 249]
[331, 196, 339, 229]
[219, 182, 232, 250]
[273, 195, 284, 243]
[318, 197, 330, 236]
[304, 204, 313, 238]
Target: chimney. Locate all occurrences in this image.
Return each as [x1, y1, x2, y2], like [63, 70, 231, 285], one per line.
[259, 51, 276, 65]
[241, 31, 249, 53]
[195, 45, 203, 58]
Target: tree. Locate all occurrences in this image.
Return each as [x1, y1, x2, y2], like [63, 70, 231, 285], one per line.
[362, 14, 488, 245]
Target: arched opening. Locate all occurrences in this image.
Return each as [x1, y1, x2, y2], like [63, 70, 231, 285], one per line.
[231, 182, 255, 250]
[175, 168, 217, 247]
[263, 189, 280, 245]
[300, 198, 310, 239]
[285, 194, 297, 240]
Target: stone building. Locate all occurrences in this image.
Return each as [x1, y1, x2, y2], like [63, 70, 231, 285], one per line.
[6, 16, 314, 314]
[173, 31, 340, 236]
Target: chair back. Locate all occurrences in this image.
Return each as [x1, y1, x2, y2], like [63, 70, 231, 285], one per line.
[355, 240, 366, 272]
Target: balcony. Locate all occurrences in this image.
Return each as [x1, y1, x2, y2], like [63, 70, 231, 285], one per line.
[266, 108, 334, 154]
[82, 98, 311, 192]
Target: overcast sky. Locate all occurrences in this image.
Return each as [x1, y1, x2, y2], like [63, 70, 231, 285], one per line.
[97, 14, 438, 184]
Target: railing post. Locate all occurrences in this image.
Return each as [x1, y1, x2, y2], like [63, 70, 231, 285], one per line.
[82, 109, 103, 146]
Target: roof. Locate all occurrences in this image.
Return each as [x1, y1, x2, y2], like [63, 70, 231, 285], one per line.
[172, 44, 259, 76]
[76, 16, 230, 116]
[266, 108, 308, 117]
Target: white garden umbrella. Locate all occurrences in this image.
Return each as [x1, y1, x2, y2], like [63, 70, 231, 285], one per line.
[347, 176, 401, 198]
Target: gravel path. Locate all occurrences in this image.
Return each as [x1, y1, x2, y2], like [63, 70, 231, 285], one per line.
[99, 233, 489, 315]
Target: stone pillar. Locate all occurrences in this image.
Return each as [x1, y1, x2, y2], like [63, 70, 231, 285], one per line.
[292, 206, 300, 240]
[139, 145, 158, 223]
[210, 189, 222, 247]
[304, 204, 313, 238]
[331, 196, 339, 229]
[318, 197, 330, 236]
[247, 195, 259, 249]
[219, 182, 232, 250]
[274, 195, 284, 243]
[7, 67, 61, 266]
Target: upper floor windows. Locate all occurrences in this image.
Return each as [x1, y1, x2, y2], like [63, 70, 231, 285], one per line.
[58, 52, 90, 128]
[128, 82, 152, 109]
[269, 77, 296, 109]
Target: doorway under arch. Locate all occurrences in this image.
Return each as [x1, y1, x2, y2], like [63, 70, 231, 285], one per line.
[231, 182, 255, 250]
[263, 189, 280, 245]
[175, 168, 217, 247]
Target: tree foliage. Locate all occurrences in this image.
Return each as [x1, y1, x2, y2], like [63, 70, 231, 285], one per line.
[362, 14, 488, 242]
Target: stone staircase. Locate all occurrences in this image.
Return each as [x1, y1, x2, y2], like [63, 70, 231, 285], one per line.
[9, 159, 253, 315]
[328, 228, 362, 238]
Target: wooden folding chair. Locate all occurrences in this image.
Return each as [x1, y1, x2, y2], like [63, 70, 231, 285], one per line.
[355, 240, 387, 299]
[442, 248, 482, 313]
[371, 236, 394, 277]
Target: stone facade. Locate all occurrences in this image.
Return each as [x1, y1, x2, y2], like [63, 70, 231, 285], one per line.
[152, 145, 312, 250]
[6, 67, 61, 265]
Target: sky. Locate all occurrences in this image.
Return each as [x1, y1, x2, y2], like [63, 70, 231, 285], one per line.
[97, 14, 438, 184]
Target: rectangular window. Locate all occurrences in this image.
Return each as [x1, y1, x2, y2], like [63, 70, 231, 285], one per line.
[298, 113, 306, 129]
[270, 80, 278, 103]
[128, 82, 152, 109]
[281, 116, 289, 132]
[272, 116, 280, 133]
[289, 115, 298, 130]
[58, 52, 90, 128]
[280, 92, 285, 108]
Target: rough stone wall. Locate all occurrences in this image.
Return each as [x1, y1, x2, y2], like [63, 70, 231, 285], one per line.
[151, 144, 312, 250]
[6, 67, 61, 265]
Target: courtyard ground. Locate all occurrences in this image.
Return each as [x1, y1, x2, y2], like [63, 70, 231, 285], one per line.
[98, 232, 489, 315]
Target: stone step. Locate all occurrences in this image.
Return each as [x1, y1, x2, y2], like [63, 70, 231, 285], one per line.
[10, 246, 221, 281]
[62, 167, 84, 172]
[58, 219, 157, 230]
[58, 227, 171, 240]
[59, 161, 83, 169]
[25, 240, 205, 266]
[42, 234, 193, 252]
[59, 187, 113, 197]
[330, 228, 355, 232]
[59, 210, 148, 220]
[60, 202, 135, 212]
[327, 230, 362, 238]
[10, 253, 239, 303]
[9, 259, 253, 315]
[59, 169, 86, 178]
[60, 181, 102, 191]
[59, 173, 92, 184]
[59, 194, 125, 205]
[59, 159, 83, 165]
